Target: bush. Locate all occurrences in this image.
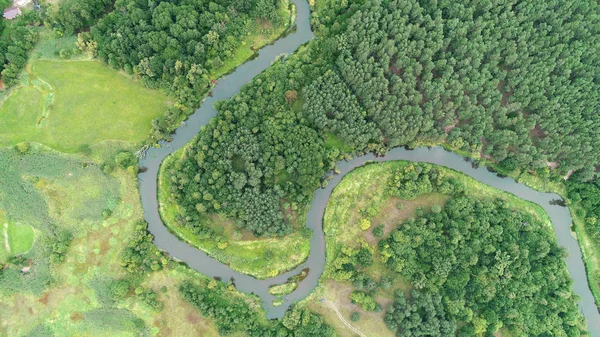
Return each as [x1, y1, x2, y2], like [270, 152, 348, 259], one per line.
[360, 218, 371, 230]
[350, 312, 360, 322]
[115, 151, 136, 169]
[373, 224, 385, 238]
[109, 279, 131, 300]
[15, 142, 30, 154]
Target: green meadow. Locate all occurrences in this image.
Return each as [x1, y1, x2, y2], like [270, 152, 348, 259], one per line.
[0, 144, 224, 336]
[0, 60, 169, 152]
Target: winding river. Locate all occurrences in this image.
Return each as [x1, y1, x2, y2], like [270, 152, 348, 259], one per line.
[138, 0, 600, 334]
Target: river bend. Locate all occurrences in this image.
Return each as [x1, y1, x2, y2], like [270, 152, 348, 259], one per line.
[137, 1, 600, 334]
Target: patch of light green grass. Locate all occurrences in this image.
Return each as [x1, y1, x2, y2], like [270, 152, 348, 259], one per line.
[0, 60, 169, 152]
[6, 222, 35, 256]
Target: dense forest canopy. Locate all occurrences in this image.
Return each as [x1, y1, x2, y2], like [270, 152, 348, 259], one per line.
[87, 0, 288, 139]
[167, 0, 600, 237]
[381, 193, 586, 336]
[0, 8, 38, 87]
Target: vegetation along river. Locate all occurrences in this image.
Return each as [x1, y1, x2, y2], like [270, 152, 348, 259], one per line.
[137, 0, 600, 334]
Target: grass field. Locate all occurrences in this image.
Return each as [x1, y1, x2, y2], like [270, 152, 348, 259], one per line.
[300, 160, 554, 337]
[0, 145, 227, 336]
[0, 210, 35, 263]
[158, 149, 310, 279]
[0, 60, 169, 152]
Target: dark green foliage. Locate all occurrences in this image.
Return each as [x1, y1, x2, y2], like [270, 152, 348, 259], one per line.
[350, 311, 360, 322]
[120, 221, 167, 273]
[49, 0, 113, 35]
[385, 289, 455, 337]
[355, 247, 373, 267]
[381, 196, 587, 336]
[138, 288, 164, 311]
[568, 181, 600, 251]
[372, 224, 384, 238]
[0, 26, 38, 87]
[109, 279, 131, 300]
[167, 51, 334, 236]
[303, 69, 380, 150]
[387, 163, 462, 199]
[49, 231, 72, 264]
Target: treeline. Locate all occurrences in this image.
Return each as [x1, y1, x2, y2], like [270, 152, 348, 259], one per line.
[0, 11, 39, 87]
[314, 0, 600, 179]
[48, 0, 114, 36]
[378, 168, 586, 335]
[180, 280, 336, 336]
[86, 0, 287, 140]
[168, 0, 600, 238]
[568, 181, 600, 261]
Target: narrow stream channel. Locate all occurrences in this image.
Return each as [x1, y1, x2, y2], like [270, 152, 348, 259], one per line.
[137, 1, 600, 334]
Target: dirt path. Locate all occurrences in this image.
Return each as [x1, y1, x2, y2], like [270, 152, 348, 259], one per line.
[322, 299, 367, 337]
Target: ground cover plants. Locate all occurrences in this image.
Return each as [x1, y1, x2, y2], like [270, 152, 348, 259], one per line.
[300, 161, 587, 337]
[0, 143, 233, 336]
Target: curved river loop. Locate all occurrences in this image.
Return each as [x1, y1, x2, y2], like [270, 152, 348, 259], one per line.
[137, 1, 600, 334]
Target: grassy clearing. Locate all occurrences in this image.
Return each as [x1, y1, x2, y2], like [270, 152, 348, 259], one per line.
[0, 60, 169, 152]
[0, 211, 32, 263]
[158, 150, 310, 279]
[5, 222, 35, 256]
[300, 160, 554, 337]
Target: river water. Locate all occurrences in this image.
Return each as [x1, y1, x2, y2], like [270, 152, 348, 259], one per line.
[137, 0, 600, 334]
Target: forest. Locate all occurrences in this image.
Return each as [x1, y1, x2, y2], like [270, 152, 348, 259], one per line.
[166, 0, 600, 239]
[323, 162, 587, 336]
[87, 0, 289, 140]
[0, 2, 38, 88]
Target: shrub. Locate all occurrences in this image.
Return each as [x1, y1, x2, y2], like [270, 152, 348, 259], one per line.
[350, 312, 360, 322]
[360, 218, 371, 231]
[373, 224, 385, 237]
[15, 142, 30, 154]
[115, 151, 136, 169]
[109, 279, 131, 299]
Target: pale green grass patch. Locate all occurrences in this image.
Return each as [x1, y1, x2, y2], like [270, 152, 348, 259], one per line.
[0, 60, 169, 152]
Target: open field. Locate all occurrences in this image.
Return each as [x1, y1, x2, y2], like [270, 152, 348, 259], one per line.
[301, 160, 556, 337]
[0, 60, 169, 152]
[0, 210, 35, 263]
[159, 150, 310, 279]
[0, 144, 223, 336]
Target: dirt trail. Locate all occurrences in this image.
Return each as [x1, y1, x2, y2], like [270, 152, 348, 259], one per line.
[323, 299, 367, 337]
